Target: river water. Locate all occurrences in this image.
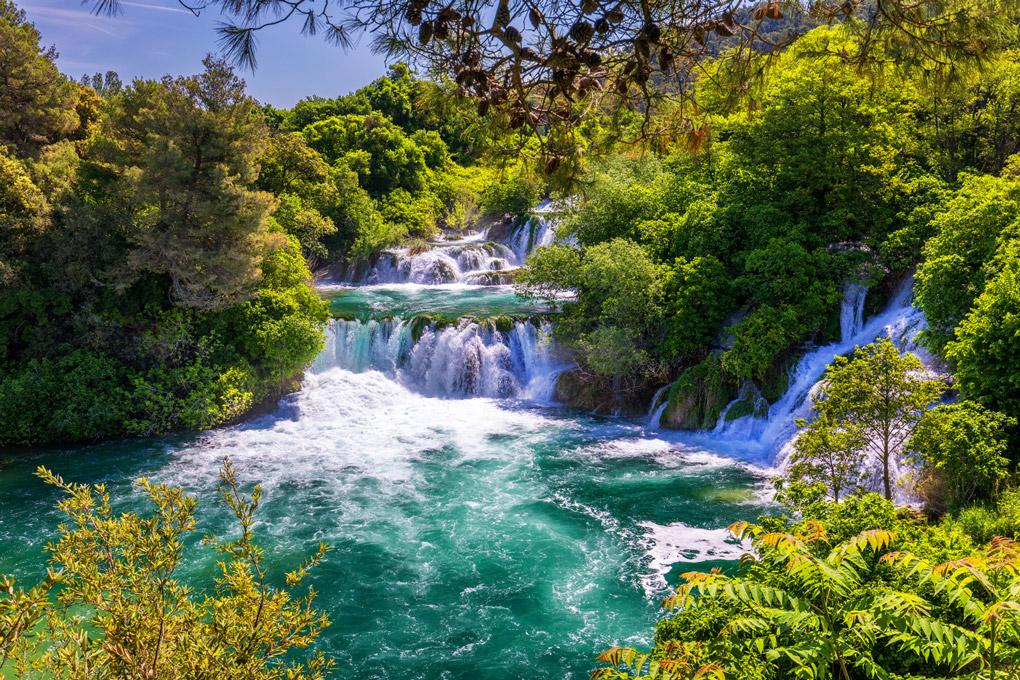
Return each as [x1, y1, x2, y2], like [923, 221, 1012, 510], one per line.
[0, 216, 927, 679]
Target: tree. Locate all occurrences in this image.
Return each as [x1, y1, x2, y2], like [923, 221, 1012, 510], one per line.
[789, 413, 866, 502]
[302, 113, 428, 196]
[946, 246, 1020, 416]
[97, 56, 282, 310]
[79, 70, 124, 98]
[906, 401, 1016, 512]
[0, 146, 48, 286]
[1, 459, 334, 679]
[915, 173, 1020, 354]
[810, 339, 945, 501]
[81, 0, 1017, 176]
[0, 0, 80, 156]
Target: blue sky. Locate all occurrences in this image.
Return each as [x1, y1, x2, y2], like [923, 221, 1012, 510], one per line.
[18, 0, 390, 107]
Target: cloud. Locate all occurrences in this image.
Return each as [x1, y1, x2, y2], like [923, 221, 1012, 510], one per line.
[83, 21, 119, 36]
[119, 1, 195, 15]
[22, 4, 134, 28]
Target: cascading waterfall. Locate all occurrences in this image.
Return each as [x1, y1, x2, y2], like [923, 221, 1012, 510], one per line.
[334, 213, 558, 286]
[646, 385, 671, 429]
[840, 281, 868, 341]
[312, 317, 563, 401]
[707, 276, 930, 479]
[509, 213, 557, 263]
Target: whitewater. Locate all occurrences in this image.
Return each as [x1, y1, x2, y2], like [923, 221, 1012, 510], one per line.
[0, 212, 930, 679]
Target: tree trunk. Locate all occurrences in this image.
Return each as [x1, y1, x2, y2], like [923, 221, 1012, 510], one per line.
[883, 453, 892, 501]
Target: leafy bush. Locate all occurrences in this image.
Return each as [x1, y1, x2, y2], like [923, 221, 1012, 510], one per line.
[907, 401, 1016, 513]
[480, 175, 542, 217]
[1, 461, 334, 679]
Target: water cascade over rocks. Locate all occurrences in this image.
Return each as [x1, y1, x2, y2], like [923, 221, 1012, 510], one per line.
[312, 317, 563, 401]
[0, 206, 802, 680]
[702, 275, 931, 497]
[334, 213, 557, 286]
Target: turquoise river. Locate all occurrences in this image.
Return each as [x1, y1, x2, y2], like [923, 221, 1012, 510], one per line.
[0, 217, 926, 679]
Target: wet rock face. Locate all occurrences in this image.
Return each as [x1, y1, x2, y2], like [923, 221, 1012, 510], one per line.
[553, 370, 648, 417]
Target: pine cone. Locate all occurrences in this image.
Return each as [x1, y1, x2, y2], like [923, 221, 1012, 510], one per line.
[658, 46, 674, 71]
[607, 7, 624, 23]
[495, 4, 511, 27]
[570, 21, 594, 43]
[581, 0, 599, 13]
[418, 21, 433, 44]
[504, 26, 522, 43]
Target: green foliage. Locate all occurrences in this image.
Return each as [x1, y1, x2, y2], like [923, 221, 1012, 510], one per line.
[479, 173, 542, 217]
[0, 0, 80, 155]
[946, 245, 1020, 416]
[907, 401, 1017, 513]
[0, 48, 330, 446]
[97, 56, 279, 310]
[1, 460, 334, 679]
[599, 521, 980, 680]
[915, 173, 1020, 354]
[660, 256, 732, 360]
[805, 339, 946, 500]
[0, 146, 48, 286]
[788, 413, 866, 502]
[0, 349, 129, 444]
[303, 113, 428, 196]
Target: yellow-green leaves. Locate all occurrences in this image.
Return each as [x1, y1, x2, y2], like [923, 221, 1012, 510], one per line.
[1, 459, 333, 680]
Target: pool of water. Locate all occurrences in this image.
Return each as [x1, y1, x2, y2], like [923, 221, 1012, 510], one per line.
[0, 368, 771, 680]
[321, 284, 562, 320]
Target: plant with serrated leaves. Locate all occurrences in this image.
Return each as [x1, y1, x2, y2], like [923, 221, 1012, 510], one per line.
[653, 522, 980, 680]
[1, 457, 334, 680]
[589, 640, 723, 680]
[883, 536, 1020, 678]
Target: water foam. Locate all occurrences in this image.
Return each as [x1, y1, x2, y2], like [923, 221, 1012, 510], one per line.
[313, 317, 567, 401]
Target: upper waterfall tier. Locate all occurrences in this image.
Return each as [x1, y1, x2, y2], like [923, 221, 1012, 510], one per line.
[330, 213, 557, 286]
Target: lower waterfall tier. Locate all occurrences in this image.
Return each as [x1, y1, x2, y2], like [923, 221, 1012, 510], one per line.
[312, 317, 565, 401]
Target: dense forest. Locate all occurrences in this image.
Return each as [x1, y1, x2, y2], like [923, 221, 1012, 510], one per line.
[0, 0, 541, 445]
[4, 0, 1020, 676]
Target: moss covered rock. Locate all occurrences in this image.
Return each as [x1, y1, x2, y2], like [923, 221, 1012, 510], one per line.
[661, 356, 740, 430]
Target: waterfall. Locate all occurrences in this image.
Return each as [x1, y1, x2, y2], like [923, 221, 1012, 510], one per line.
[332, 211, 557, 286]
[312, 317, 564, 401]
[840, 281, 868, 341]
[646, 385, 670, 429]
[710, 276, 930, 467]
[509, 213, 557, 263]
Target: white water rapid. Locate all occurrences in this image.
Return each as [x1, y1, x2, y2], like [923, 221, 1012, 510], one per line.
[335, 213, 557, 286]
[705, 275, 931, 493]
[313, 317, 565, 401]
